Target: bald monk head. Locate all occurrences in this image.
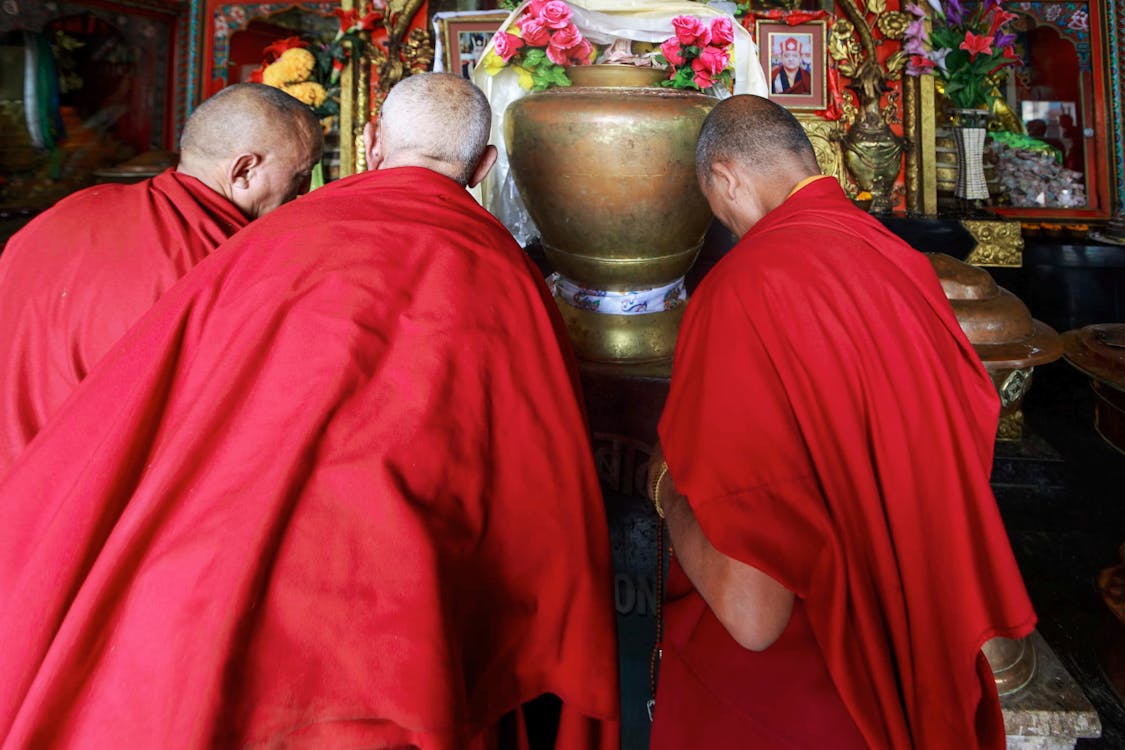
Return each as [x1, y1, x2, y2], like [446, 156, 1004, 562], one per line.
[177, 83, 324, 218]
[364, 72, 497, 188]
[695, 94, 820, 237]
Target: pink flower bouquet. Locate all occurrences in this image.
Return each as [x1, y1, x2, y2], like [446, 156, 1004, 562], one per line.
[484, 0, 595, 90]
[656, 15, 735, 91]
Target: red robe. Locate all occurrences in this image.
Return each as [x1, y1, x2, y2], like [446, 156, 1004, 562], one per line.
[0, 167, 620, 749]
[655, 177, 1035, 749]
[0, 169, 249, 474]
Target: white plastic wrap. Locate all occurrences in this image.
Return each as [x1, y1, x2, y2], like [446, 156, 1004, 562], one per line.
[469, 0, 769, 246]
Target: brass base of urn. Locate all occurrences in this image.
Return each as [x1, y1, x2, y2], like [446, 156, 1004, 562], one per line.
[554, 297, 684, 364]
[983, 635, 1037, 696]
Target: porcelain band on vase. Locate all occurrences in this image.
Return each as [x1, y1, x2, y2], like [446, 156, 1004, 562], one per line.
[548, 273, 687, 315]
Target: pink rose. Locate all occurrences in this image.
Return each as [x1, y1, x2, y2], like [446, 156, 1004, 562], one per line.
[672, 15, 710, 46]
[710, 16, 734, 46]
[694, 44, 729, 75]
[518, 16, 550, 46]
[693, 68, 713, 89]
[493, 31, 525, 62]
[548, 23, 583, 50]
[526, 0, 549, 16]
[538, 0, 572, 30]
[546, 44, 569, 65]
[660, 38, 686, 67]
[568, 38, 594, 64]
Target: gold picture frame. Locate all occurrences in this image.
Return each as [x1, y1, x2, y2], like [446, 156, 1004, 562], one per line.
[436, 12, 510, 79]
[755, 19, 827, 111]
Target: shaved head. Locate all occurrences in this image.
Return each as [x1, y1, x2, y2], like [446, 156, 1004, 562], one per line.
[693, 96, 821, 236]
[377, 73, 492, 185]
[696, 95, 819, 186]
[177, 83, 323, 219]
[180, 83, 321, 166]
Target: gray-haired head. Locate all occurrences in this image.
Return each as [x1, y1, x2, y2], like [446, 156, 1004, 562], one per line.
[376, 73, 492, 186]
[695, 94, 818, 187]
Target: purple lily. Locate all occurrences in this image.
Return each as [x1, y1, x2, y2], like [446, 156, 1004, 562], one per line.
[944, 0, 965, 24]
[904, 36, 928, 55]
[993, 31, 1016, 50]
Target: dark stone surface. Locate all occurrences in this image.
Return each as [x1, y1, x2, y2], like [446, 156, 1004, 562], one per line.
[1000, 363, 1125, 749]
[991, 241, 1125, 334]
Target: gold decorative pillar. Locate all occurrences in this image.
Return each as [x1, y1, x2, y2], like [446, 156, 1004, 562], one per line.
[339, 0, 370, 178]
[903, 74, 939, 215]
[338, 0, 434, 178]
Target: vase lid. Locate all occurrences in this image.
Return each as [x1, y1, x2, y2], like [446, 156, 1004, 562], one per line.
[927, 253, 1062, 369]
[1061, 324, 1125, 392]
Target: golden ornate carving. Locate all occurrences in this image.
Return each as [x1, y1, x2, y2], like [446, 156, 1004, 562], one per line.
[797, 115, 848, 187]
[403, 27, 435, 74]
[833, 0, 904, 213]
[338, 0, 432, 176]
[997, 409, 1024, 441]
[963, 219, 1024, 267]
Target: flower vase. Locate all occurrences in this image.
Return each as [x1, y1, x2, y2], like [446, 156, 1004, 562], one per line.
[504, 65, 717, 363]
[952, 108, 990, 202]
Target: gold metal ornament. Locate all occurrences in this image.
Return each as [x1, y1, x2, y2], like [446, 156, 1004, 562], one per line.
[797, 115, 849, 186]
[834, 0, 904, 212]
[963, 219, 1024, 267]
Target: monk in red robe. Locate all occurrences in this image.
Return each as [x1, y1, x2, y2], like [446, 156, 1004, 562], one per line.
[647, 96, 1035, 748]
[0, 72, 618, 750]
[0, 83, 323, 474]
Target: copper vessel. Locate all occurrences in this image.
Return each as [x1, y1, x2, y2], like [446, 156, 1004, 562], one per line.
[928, 253, 1062, 418]
[1060, 324, 1125, 455]
[504, 65, 716, 363]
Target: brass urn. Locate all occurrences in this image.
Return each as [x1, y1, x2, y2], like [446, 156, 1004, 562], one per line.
[928, 253, 1062, 433]
[504, 65, 717, 363]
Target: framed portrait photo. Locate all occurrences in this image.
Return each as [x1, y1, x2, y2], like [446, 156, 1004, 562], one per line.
[436, 12, 510, 79]
[755, 19, 827, 111]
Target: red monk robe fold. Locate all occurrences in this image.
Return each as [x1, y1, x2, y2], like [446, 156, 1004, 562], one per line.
[0, 168, 249, 474]
[0, 167, 620, 749]
[657, 178, 1035, 749]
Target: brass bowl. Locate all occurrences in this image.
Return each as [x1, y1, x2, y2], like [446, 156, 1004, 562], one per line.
[929, 253, 1062, 415]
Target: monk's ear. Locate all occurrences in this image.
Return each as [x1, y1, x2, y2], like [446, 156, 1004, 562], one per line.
[229, 153, 261, 191]
[364, 121, 383, 171]
[467, 145, 497, 189]
[709, 160, 741, 204]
